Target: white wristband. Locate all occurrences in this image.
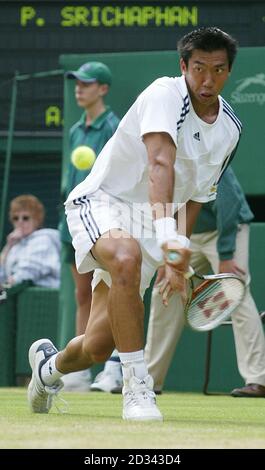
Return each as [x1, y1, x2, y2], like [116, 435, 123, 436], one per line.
[154, 217, 190, 248]
[175, 234, 190, 249]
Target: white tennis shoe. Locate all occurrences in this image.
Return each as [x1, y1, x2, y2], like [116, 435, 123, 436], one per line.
[91, 362, 123, 393]
[122, 374, 163, 421]
[27, 339, 64, 413]
[62, 369, 92, 392]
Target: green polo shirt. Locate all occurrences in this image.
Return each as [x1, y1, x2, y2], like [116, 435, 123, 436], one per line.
[60, 106, 120, 244]
[193, 166, 254, 260]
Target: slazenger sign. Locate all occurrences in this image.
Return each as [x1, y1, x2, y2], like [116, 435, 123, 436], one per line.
[231, 73, 265, 106]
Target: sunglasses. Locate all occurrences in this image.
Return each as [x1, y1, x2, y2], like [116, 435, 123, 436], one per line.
[12, 215, 31, 222]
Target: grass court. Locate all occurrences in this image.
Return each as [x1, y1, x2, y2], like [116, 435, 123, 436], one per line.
[0, 388, 264, 449]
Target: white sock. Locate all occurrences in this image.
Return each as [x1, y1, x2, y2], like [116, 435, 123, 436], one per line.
[40, 353, 63, 386]
[119, 350, 148, 381]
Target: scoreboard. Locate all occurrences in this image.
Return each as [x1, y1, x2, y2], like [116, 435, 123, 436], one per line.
[0, 0, 264, 134]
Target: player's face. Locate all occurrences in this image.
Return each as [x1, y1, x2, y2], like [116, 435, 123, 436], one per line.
[11, 211, 38, 236]
[180, 49, 230, 108]
[75, 81, 106, 109]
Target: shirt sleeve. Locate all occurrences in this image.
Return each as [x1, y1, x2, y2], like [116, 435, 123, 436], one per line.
[137, 82, 183, 146]
[191, 191, 218, 204]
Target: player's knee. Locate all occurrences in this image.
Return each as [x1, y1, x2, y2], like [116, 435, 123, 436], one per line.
[90, 350, 110, 364]
[111, 249, 142, 286]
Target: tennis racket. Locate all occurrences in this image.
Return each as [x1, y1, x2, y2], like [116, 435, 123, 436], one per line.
[167, 251, 246, 332]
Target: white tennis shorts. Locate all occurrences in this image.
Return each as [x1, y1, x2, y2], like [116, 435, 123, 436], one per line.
[65, 189, 164, 297]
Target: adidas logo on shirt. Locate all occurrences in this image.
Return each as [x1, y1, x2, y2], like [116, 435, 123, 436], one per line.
[193, 132, 200, 141]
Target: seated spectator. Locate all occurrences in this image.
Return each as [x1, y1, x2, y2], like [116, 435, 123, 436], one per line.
[0, 195, 60, 289]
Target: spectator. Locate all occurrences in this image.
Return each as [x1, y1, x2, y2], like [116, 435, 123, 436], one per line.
[0, 195, 60, 289]
[145, 167, 265, 398]
[60, 61, 121, 392]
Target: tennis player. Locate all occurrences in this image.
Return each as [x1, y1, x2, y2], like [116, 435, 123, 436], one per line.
[28, 27, 241, 421]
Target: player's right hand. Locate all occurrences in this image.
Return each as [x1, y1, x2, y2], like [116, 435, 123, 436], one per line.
[159, 243, 191, 306]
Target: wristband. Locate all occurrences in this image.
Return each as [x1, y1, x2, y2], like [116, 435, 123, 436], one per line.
[154, 217, 190, 248]
[175, 234, 190, 249]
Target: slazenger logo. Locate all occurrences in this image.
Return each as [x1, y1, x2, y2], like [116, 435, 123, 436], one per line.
[231, 73, 265, 106]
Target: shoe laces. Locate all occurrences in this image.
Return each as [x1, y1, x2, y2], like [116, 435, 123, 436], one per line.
[45, 381, 68, 414]
[125, 381, 156, 407]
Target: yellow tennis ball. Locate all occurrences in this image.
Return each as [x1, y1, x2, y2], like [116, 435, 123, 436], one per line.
[71, 146, 96, 170]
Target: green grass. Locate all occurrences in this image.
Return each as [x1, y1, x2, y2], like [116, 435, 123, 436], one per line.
[0, 388, 265, 449]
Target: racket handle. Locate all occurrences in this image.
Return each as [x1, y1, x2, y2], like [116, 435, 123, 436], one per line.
[184, 266, 194, 279]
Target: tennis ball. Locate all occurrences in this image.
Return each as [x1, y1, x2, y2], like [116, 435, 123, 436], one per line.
[71, 146, 96, 170]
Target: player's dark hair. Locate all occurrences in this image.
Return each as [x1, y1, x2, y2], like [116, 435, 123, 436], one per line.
[178, 27, 238, 70]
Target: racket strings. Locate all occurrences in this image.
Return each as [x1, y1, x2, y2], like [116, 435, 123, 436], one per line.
[187, 278, 245, 330]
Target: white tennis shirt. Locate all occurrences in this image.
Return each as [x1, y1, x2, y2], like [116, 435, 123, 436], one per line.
[67, 75, 241, 210]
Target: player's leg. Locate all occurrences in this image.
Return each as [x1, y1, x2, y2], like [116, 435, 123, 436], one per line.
[90, 231, 162, 420]
[28, 190, 162, 419]
[58, 279, 114, 370]
[28, 229, 162, 419]
[27, 279, 113, 413]
[91, 229, 144, 352]
[63, 230, 162, 419]
[62, 267, 93, 391]
[71, 266, 93, 336]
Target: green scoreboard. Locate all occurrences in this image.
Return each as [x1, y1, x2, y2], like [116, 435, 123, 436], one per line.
[0, 0, 264, 133]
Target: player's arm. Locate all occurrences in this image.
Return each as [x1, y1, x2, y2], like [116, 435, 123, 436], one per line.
[143, 131, 176, 215]
[143, 132, 191, 303]
[144, 134, 202, 232]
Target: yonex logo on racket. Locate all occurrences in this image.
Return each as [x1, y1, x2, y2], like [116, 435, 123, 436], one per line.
[197, 291, 232, 318]
[186, 272, 246, 331]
